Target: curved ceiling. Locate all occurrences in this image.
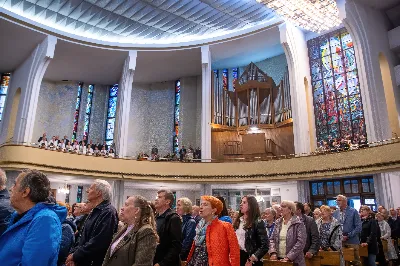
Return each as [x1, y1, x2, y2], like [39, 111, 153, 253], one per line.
[0, 0, 279, 45]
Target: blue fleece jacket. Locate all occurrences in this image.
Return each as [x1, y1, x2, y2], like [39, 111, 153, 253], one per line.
[0, 202, 67, 266]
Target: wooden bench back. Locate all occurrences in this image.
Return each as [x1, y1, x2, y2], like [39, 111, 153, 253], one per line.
[263, 261, 294, 266]
[318, 251, 341, 265]
[358, 245, 368, 257]
[305, 256, 321, 266]
[342, 247, 355, 261]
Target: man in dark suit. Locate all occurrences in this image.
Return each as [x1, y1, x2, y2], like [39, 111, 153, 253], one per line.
[295, 202, 320, 258]
[154, 190, 182, 266]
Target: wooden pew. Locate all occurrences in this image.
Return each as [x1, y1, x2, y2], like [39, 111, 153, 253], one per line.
[306, 255, 321, 266]
[318, 251, 341, 266]
[359, 245, 368, 257]
[263, 261, 294, 266]
[181, 262, 187, 266]
[342, 247, 355, 266]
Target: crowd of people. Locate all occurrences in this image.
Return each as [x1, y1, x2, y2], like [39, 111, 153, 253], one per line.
[316, 134, 369, 153]
[37, 133, 116, 157]
[0, 168, 400, 266]
[137, 145, 202, 162]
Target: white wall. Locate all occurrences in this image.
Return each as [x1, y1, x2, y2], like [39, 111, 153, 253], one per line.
[179, 76, 202, 149]
[128, 81, 175, 156]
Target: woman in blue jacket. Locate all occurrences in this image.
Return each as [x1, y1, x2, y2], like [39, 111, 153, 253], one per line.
[176, 197, 196, 261]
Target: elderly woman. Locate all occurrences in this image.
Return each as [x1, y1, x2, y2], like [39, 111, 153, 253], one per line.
[313, 208, 322, 221]
[316, 205, 344, 265]
[360, 205, 379, 266]
[263, 207, 277, 239]
[376, 212, 398, 262]
[234, 196, 268, 266]
[102, 196, 158, 266]
[186, 196, 240, 266]
[269, 200, 306, 266]
[176, 197, 196, 261]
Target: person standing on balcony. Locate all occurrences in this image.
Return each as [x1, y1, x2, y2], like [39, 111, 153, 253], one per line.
[333, 194, 362, 266]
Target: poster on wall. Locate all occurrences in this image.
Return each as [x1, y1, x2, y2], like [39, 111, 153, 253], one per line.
[271, 196, 281, 205]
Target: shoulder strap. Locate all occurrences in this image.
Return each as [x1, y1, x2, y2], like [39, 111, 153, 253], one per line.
[328, 224, 341, 249]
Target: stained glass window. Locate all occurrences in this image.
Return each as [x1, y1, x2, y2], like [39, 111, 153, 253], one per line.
[308, 28, 366, 144]
[83, 85, 94, 138]
[222, 69, 228, 91]
[173, 80, 181, 154]
[0, 73, 11, 122]
[72, 82, 83, 141]
[105, 84, 118, 146]
[232, 68, 238, 91]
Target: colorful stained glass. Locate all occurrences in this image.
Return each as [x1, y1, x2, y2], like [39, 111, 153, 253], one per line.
[105, 84, 118, 145]
[106, 118, 115, 139]
[308, 39, 320, 60]
[71, 82, 83, 141]
[341, 31, 353, 49]
[322, 56, 333, 79]
[320, 37, 330, 57]
[0, 74, 11, 121]
[344, 49, 357, 72]
[173, 80, 181, 154]
[232, 68, 238, 91]
[334, 73, 347, 97]
[347, 71, 359, 95]
[83, 85, 94, 137]
[308, 28, 366, 143]
[222, 69, 228, 91]
[332, 53, 344, 74]
[313, 81, 324, 104]
[311, 60, 322, 81]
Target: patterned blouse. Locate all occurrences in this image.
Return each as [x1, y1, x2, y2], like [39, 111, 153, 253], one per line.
[320, 222, 332, 250]
[186, 241, 208, 266]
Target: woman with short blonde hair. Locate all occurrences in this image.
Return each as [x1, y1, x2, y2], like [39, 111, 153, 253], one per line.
[269, 200, 306, 266]
[177, 197, 196, 261]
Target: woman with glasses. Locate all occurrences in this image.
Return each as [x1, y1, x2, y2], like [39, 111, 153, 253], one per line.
[233, 196, 269, 266]
[263, 208, 277, 239]
[316, 205, 344, 265]
[269, 200, 306, 266]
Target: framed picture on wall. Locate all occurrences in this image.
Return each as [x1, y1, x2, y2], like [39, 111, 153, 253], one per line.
[196, 199, 200, 206]
[271, 196, 281, 205]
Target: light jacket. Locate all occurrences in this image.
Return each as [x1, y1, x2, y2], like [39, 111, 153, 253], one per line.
[102, 224, 157, 266]
[0, 202, 67, 266]
[316, 217, 342, 251]
[333, 206, 361, 245]
[187, 218, 240, 266]
[269, 216, 306, 266]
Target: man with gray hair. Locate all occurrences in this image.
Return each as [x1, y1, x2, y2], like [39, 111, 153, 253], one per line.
[333, 194, 362, 265]
[0, 168, 13, 235]
[66, 179, 118, 266]
[0, 169, 67, 266]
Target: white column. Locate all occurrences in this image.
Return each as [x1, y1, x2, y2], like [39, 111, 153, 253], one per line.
[200, 184, 212, 196]
[201, 46, 212, 161]
[112, 180, 125, 210]
[374, 172, 400, 208]
[279, 23, 312, 154]
[0, 36, 57, 144]
[115, 51, 137, 157]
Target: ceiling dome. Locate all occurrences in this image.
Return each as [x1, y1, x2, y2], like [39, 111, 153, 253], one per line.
[1, 0, 278, 45]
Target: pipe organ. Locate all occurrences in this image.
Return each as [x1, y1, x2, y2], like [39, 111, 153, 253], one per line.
[212, 62, 292, 130]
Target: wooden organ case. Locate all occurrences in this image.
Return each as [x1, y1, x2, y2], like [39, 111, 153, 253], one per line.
[211, 62, 293, 159]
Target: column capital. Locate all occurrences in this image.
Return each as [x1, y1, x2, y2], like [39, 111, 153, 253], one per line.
[201, 45, 211, 64]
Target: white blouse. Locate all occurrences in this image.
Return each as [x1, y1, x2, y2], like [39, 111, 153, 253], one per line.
[235, 218, 247, 251]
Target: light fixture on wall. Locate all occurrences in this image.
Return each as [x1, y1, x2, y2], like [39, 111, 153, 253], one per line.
[58, 183, 70, 194]
[256, 0, 342, 33]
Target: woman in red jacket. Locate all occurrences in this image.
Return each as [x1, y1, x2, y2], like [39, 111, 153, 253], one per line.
[186, 195, 240, 266]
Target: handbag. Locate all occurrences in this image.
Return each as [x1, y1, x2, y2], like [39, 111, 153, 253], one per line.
[328, 225, 341, 251]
